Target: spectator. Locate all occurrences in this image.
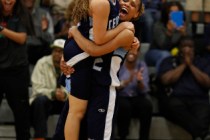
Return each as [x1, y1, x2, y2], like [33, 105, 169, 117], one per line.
[186, 0, 210, 55]
[116, 48, 152, 140]
[137, 0, 164, 43]
[145, 1, 187, 72]
[54, 1, 75, 40]
[22, 0, 54, 72]
[39, 0, 73, 26]
[157, 36, 210, 140]
[0, 0, 35, 139]
[30, 39, 68, 140]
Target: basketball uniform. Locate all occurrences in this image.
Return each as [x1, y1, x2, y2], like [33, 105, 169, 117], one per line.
[62, 17, 94, 100]
[87, 1, 125, 139]
[53, 0, 120, 140]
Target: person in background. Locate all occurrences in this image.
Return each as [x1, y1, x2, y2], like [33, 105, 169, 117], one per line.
[157, 36, 210, 140]
[116, 47, 152, 140]
[145, 1, 187, 72]
[39, 0, 73, 26]
[138, 0, 164, 43]
[0, 0, 35, 139]
[30, 39, 68, 140]
[185, 0, 210, 55]
[54, 1, 74, 40]
[22, 0, 54, 73]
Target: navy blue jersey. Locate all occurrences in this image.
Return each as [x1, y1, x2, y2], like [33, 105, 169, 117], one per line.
[61, 0, 120, 100]
[92, 48, 128, 86]
[63, 0, 120, 67]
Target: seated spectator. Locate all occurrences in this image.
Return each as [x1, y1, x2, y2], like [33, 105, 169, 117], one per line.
[116, 47, 153, 140]
[145, 1, 187, 72]
[30, 39, 68, 140]
[157, 36, 210, 140]
[185, 0, 210, 55]
[22, 0, 54, 72]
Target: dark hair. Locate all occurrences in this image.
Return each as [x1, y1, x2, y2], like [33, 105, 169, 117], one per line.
[0, 0, 35, 35]
[160, 1, 185, 27]
[178, 36, 194, 48]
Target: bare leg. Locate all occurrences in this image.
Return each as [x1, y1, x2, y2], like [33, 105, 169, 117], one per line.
[64, 95, 88, 140]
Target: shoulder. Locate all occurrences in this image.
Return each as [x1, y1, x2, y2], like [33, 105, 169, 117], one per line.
[36, 55, 52, 65]
[90, 0, 110, 9]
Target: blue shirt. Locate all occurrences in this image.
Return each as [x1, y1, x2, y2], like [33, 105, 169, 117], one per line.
[118, 60, 150, 97]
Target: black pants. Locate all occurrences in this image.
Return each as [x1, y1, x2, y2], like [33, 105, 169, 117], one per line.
[30, 95, 65, 138]
[159, 95, 210, 139]
[116, 96, 153, 140]
[0, 66, 30, 140]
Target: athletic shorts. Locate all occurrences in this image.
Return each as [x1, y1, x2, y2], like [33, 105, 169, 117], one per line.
[186, 0, 210, 12]
[70, 57, 93, 100]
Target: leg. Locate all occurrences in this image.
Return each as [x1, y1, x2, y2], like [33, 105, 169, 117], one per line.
[64, 95, 88, 140]
[30, 95, 52, 139]
[52, 100, 88, 140]
[87, 86, 117, 140]
[117, 97, 132, 140]
[6, 66, 30, 140]
[132, 96, 153, 140]
[190, 98, 210, 138]
[162, 96, 203, 138]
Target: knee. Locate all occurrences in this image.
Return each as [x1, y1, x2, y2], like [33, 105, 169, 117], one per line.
[32, 95, 48, 106]
[69, 108, 86, 121]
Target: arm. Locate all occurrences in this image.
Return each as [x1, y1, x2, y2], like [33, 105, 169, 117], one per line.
[0, 28, 26, 44]
[70, 27, 134, 56]
[90, 0, 134, 45]
[189, 64, 210, 88]
[161, 63, 186, 85]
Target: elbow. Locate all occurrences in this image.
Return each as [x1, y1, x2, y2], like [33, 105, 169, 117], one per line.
[94, 36, 106, 45]
[19, 34, 27, 45]
[85, 47, 98, 57]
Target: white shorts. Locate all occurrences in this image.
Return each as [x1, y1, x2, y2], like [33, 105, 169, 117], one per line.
[186, 0, 210, 12]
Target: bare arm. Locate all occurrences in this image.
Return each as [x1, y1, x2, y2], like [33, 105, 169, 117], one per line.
[90, 0, 134, 45]
[70, 27, 134, 56]
[0, 28, 26, 44]
[161, 63, 186, 85]
[189, 64, 210, 88]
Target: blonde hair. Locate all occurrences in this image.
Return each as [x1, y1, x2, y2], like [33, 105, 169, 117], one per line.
[71, 0, 89, 24]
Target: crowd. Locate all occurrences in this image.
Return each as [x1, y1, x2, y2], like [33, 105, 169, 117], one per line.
[0, 0, 210, 140]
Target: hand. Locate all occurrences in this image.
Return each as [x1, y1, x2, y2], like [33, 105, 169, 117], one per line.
[136, 67, 144, 82]
[55, 88, 66, 101]
[183, 47, 193, 66]
[68, 26, 78, 38]
[177, 25, 186, 35]
[41, 15, 49, 31]
[131, 37, 140, 51]
[60, 56, 75, 75]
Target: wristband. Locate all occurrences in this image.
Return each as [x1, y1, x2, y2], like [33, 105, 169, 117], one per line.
[0, 25, 4, 32]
